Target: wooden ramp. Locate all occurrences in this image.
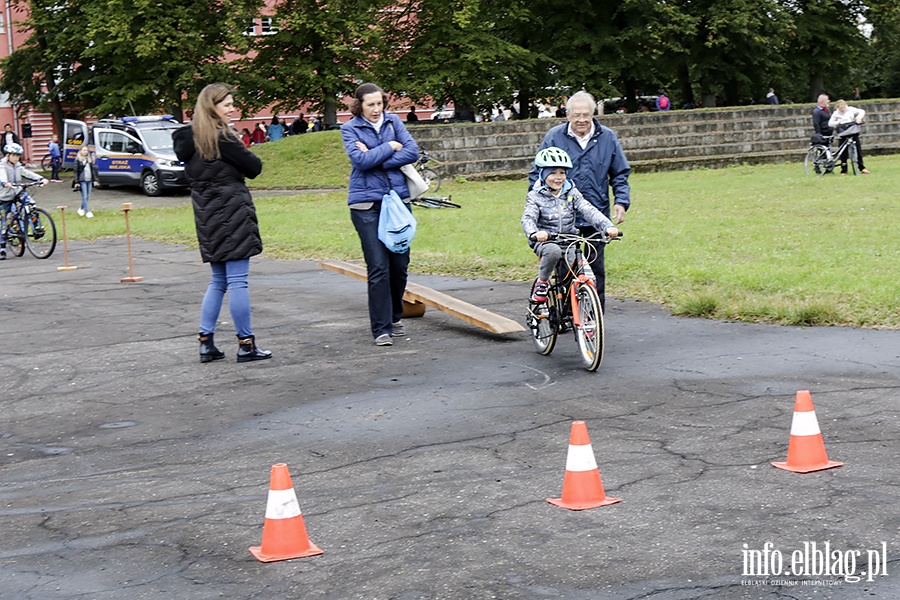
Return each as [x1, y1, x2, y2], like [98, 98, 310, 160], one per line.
[319, 260, 525, 335]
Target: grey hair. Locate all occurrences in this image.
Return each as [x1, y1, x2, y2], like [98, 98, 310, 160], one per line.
[566, 91, 597, 115]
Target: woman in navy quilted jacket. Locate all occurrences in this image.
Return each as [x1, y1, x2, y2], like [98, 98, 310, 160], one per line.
[341, 82, 419, 346]
[173, 83, 272, 364]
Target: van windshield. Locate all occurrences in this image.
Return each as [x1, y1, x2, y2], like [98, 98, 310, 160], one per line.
[141, 128, 176, 151]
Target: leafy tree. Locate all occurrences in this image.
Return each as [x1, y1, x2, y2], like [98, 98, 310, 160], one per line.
[784, 0, 868, 103]
[675, 0, 793, 107]
[240, 0, 392, 127]
[1, 0, 262, 127]
[863, 0, 900, 97]
[388, 0, 542, 120]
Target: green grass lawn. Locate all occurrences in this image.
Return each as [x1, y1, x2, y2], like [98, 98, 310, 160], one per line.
[58, 133, 900, 328]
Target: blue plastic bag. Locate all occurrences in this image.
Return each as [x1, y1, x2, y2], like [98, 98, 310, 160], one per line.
[378, 190, 417, 253]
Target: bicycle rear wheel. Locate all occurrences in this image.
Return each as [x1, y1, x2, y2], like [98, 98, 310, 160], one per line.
[41, 153, 53, 171]
[7, 218, 26, 257]
[25, 207, 57, 258]
[804, 146, 828, 176]
[573, 282, 604, 371]
[420, 167, 441, 194]
[528, 278, 558, 355]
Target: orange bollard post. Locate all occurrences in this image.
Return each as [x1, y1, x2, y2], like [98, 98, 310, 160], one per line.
[56, 206, 77, 271]
[119, 203, 143, 283]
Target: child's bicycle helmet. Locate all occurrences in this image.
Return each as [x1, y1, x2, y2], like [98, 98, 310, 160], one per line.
[534, 146, 572, 169]
[4, 143, 24, 155]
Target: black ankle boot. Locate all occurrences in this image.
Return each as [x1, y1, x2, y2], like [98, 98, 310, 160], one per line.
[199, 333, 225, 363]
[237, 335, 272, 363]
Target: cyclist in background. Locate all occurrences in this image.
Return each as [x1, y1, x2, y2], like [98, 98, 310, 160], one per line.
[0, 143, 47, 260]
[522, 147, 618, 303]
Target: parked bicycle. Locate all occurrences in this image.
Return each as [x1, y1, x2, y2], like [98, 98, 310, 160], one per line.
[804, 129, 861, 176]
[411, 195, 460, 209]
[414, 149, 441, 194]
[525, 232, 620, 371]
[3, 181, 57, 259]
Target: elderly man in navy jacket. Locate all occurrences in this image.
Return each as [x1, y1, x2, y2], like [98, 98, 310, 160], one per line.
[528, 90, 631, 312]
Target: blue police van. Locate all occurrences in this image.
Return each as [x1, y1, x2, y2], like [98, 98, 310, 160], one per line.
[63, 116, 188, 196]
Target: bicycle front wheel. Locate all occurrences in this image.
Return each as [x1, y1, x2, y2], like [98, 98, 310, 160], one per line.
[41, 153, 53, 171]
[804, 146, 828, 176]
[848, 142, 858, 176]
[528, 278, 558, 356]
[421, 167, 441, 194]
[573, 282, 604, 371]
[25, 207, 57, 258]
[7, 218, 26, 257]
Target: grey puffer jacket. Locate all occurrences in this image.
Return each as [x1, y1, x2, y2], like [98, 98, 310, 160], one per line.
[521, 181, 614, 246]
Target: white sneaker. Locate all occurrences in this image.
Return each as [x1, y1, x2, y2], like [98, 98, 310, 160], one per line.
[77, 209, 85, 217]
[85, 212, 94, 218]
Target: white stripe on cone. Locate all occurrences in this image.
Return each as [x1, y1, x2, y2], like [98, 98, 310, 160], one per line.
[790, 410, 821, 437]
[265, 488, 302, 520]
[565, 443, 599, 472]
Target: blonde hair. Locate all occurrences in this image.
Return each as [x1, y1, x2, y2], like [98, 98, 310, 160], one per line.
[835, 99, 848, 110]
[192, 83, 239, 161]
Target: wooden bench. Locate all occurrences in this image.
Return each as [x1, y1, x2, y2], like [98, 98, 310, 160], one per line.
[319, 260, 525, 335]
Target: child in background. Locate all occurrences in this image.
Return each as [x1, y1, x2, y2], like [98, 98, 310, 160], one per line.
[521, 147, 618, 302]
[0, 143, 48, 259]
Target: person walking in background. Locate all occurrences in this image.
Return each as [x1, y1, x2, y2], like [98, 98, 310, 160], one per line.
[73, 145, 98, 217]
[251, 122, 266, 145]
[267, 116, 284, 142]
[828, 99, 870, 174]
[851, 87, 862, 101]
[173, 82, 272, 363]
[240, 128, 252, 148]
[48, 134, 62, 182]
[766, 88, 779, 105]
[341, 82, 420, 346]
[528, 90, 631, 312]
[406, 107, 419, 123]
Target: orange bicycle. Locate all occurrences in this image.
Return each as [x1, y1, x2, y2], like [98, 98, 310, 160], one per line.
[525, 232, 620, 371]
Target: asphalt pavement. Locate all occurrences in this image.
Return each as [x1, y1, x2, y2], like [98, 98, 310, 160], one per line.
[1, 181, 898, 599]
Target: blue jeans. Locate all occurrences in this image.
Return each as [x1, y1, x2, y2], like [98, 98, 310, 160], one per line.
[79, 182, 92, 211]
[350, 205, 410, 338]
[199, 259, 253, 338]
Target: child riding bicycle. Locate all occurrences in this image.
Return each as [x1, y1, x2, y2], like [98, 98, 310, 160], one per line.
[0, 142, 47, 260]
[522, 147, 618, 302]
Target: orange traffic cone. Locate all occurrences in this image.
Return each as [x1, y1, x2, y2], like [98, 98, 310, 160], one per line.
[547, 421, 621, 510]
[772, 391, 843, 473]
[249, 463, 323, 562]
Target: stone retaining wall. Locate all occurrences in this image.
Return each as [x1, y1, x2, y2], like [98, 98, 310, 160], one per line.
[408, 100, 900, 180]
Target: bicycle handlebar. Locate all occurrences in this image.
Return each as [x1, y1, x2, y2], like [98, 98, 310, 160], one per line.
[531, 231, 623, 243]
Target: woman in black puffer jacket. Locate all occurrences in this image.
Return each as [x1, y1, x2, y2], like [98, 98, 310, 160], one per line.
[173, 83, 272, 363]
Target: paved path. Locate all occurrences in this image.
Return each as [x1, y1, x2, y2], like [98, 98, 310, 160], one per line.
[1, 212, 898, 598]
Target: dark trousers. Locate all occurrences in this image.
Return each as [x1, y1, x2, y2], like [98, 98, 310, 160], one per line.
[578, 225, 607, 312]
[351, 205, 410, 338]
[50, 157, 61, 180]
[839, 134, 865, 173]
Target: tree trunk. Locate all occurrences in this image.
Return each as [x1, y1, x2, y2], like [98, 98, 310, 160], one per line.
[808, 73, 825, 102]
[323, 97, 338, 128]
[677, 63, 694, 107]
